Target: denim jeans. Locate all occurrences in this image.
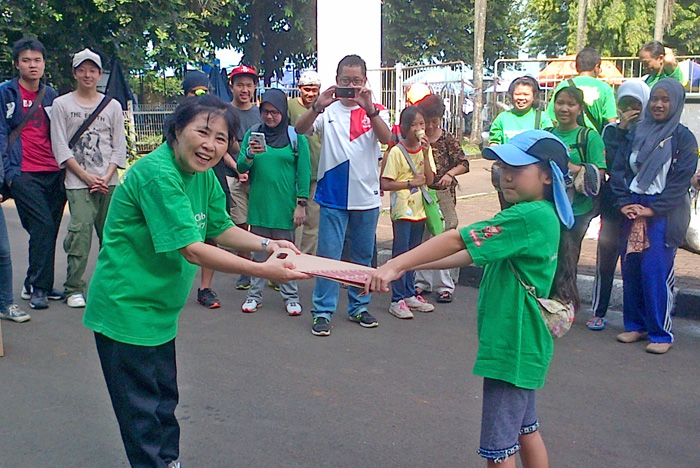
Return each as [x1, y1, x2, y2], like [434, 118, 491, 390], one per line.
[247, 226, 299, 304]
[391, 219, 425, 302]
[311, 206, 379, 320]
[0, 206, 13, 308]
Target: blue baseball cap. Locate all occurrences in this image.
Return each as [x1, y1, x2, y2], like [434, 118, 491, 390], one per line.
[483, 130, 574, 228]
[482, 130, 570, 174]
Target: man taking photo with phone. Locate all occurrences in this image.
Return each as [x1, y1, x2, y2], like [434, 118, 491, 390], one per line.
[295, 54, 391, 337]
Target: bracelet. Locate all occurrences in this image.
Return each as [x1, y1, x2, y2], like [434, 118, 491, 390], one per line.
[445, 173, 455, 180]
[245, 148, 254, 160]
[406, 180, 412, 189]
[366, 106, 380, 119]
[311, 101, 324, 114]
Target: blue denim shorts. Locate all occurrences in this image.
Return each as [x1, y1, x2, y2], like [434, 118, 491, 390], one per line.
[477, 378, 539, 463]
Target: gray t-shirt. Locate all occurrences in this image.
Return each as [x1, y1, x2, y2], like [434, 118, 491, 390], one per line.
[232, 105, 262, 142]
[50, 93, 127, 189]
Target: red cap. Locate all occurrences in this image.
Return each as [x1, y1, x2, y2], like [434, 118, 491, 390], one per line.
[229, 65, 258, 85]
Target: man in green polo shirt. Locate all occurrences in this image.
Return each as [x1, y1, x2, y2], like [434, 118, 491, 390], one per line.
[546, 47, 618, 133]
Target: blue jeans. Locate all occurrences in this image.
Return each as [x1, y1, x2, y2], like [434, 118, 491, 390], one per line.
[391, 219, 425, 302]
[311, 206, 379, 320]
[0, 206, 13, 308]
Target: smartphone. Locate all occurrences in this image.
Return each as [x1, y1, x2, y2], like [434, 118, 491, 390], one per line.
[249, 132, 267, 152]
[334, 87, 356, 98]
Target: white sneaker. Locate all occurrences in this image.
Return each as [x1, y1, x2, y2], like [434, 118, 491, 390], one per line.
[21, 285, 31, 300]
[241, 298, 261, 313]
[404, 295, 435, 313]
[389, 300, 414, 319]
[66, 293, 86, 308]
[286, 301, 302, 316]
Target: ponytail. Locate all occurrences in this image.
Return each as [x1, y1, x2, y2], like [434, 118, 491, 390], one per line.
[551, 231, 580, 311]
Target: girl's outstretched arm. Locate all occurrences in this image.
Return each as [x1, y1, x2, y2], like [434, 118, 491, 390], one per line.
[414, 250, 472, 271]
[366, 230, 471, 294]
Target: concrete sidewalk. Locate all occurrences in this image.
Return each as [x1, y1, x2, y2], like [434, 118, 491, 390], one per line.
[376, 158, 700, 319]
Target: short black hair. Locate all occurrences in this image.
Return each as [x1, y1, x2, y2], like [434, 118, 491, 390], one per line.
[576, 47, 601, 73]
[12, 37, 46, 63]
[507, 76, 541, 108]
[336, 55, 367, 78]
[640, 40, 665, 58]
[416, 94, 445, 119]
[399, 106, 424, 139]
[164, 95, 241, 155]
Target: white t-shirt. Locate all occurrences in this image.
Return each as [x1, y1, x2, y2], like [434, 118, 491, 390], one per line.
[50, 93, 127, 189]
[312, 101, 389, 210]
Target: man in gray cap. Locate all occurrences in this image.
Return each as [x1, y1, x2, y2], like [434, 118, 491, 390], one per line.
[288, 70, 322, 254]
[50, 48, 127, 308]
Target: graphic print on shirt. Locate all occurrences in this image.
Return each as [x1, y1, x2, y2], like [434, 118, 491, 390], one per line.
[469, 225, 502, 247]
[349, 107, 373, 141]
[23, 99, 44, 129]
[74, 130, 104, 170]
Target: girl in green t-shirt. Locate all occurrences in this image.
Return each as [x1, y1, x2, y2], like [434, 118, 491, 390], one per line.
[550, 86, 606, 268]
[368, 130, 579, 468]
[489, 76, 552, 210]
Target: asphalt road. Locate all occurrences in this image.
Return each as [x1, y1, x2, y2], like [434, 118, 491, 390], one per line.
[1, 203, 699, 468]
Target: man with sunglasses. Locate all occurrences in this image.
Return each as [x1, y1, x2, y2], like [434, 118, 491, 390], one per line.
[181, 70, 237, 309]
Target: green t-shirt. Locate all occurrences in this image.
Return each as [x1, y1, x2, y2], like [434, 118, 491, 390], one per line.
[547, 76, 617, 133]
[238, 128, 311, 230]
[550, 126, 606, 216]
[461, 200, 560, 389]
[488, 108, 553, 145]
[288, 98, 321, 181]
[645, 65, 684, 88]
[83, 143, 234, 346]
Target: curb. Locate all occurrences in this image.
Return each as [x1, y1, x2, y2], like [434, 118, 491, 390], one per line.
[377, 249, 700, 321]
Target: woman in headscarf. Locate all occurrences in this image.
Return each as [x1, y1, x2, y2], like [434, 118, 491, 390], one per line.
[610, 78, 697, 354]
[237, 88, 311, 316]
[588, 80, 650, 330]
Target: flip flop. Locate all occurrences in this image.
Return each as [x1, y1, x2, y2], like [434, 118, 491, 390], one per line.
[586, 317, 607, 331]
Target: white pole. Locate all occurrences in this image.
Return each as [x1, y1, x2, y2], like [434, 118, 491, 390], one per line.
[317, 0, 382, 100]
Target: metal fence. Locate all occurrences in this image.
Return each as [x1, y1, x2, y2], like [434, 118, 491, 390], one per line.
[491, 55, 700, 120]
[369, 61, 468, 140]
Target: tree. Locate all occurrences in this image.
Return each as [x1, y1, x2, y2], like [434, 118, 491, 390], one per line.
[471, 0, 487, 144]
[208, 0, 317, 85]
[382, 0, 522, 69]
[527, 0, 700, 57]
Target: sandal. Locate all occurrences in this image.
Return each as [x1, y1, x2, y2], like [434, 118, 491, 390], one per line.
[437, 291, 453, 303]
[586, 316, 607, 331]
[415, 287, 431, 297]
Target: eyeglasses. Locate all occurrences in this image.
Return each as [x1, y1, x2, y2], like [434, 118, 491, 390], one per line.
[261, 109, 281, 116]
[338, 77, 365, 86]
[193, 88, 209, 96]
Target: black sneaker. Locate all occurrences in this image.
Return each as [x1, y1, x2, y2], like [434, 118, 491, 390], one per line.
[30, 288, 49, 309]
[21, 285, 64, 301]
[311, 317, 331, 336]
[349, 311, 378, 328]
[235, 275, 251, 290]
[197, 288, 221, 309]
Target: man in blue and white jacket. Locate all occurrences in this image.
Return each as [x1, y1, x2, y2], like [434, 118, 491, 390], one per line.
[0, 37, 66, 311]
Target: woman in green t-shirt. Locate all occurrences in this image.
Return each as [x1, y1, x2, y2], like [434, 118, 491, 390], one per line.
[84, 95, 309, 468]
[550, 86, 606, 267]
[237, 88, 311, 316]
[489, 76, 552, 210]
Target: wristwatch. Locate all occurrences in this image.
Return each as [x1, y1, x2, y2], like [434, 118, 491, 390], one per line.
[261, 238, 271, 251]
[297, 199, 308, 207]
[366, 106, 380, 119]
[311, 100, 324, 114]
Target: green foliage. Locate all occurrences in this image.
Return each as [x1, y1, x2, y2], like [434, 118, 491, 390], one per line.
[526, 0, 700, 57]
[382, 0, 523, 68]
[128, 71, 183, 104]
[0, 0, 316, 90]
